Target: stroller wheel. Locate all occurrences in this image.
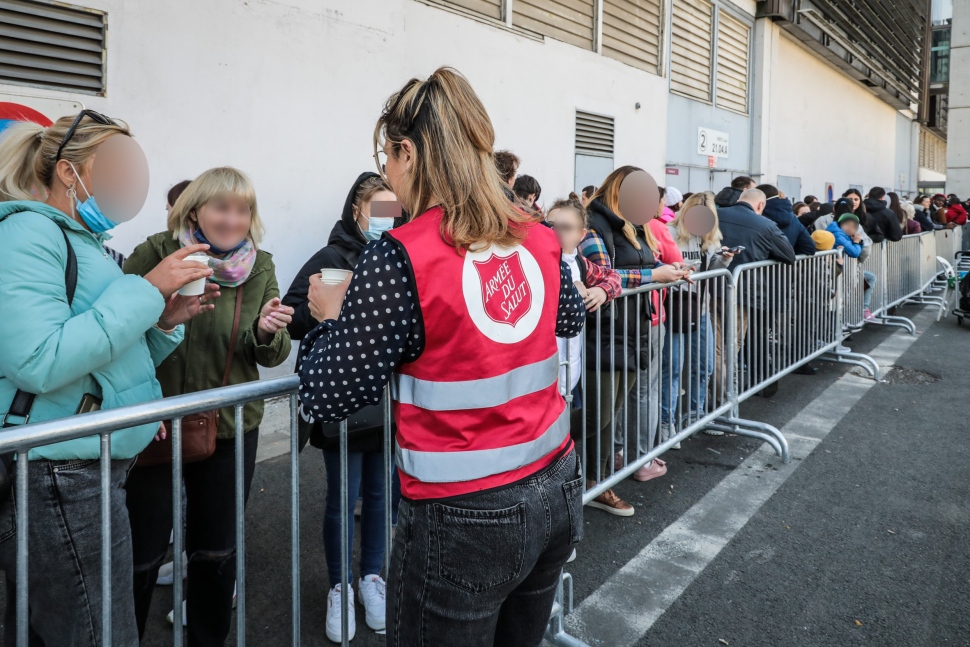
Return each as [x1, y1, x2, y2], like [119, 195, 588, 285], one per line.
[958, 316, 964, 327]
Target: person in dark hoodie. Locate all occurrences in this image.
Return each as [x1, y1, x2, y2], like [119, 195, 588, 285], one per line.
[714, 175, 756, 208]
[862, 187, 903, 243]
[282, 172, 400, 641]
[756, 184, 816, 256]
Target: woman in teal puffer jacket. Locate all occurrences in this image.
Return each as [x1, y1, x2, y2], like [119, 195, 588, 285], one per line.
[0, 114, 216, 646]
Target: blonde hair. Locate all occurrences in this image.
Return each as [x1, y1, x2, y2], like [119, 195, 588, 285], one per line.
[167, 167, 265, 246]
[588, 166, 659, 254]
[671, 191, 722, 252]
[0, 115, 130, 202]
[374, 67, 538, 253]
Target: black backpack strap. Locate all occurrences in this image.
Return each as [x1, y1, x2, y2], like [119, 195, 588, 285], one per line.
[61, 227, 77, 307]
[3, 225, 78, 427]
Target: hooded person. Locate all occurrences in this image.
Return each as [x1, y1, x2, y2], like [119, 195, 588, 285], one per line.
[283, 172, 402, 339]
[861, 187, 903, 243]
[714, 175, 755, 208]
[660, 186, 682, 223]
[756, 184, 816, 255]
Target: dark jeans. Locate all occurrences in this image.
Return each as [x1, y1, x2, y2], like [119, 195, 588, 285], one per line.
[386, 450, 582, 647]
[126, 430, 259, 646]
[0, 457, 138, 647]
[322, 448, 395, 588]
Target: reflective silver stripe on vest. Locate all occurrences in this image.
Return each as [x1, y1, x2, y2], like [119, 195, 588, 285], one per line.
[395, 405, 570, 483]
[391, 352, 560, 411]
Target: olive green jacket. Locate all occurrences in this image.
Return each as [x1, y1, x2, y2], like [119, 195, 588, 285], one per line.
[124, 232, 292, 438]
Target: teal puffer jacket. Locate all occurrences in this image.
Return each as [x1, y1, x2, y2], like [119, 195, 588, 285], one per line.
[0, 201, 184, 460]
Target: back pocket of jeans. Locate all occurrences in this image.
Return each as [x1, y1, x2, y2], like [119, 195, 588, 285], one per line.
[562, 477, 584, 545]
[432, 502, 526, 593]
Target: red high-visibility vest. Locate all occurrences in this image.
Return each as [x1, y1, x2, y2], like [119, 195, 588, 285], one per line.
[387, 207, 570, 500]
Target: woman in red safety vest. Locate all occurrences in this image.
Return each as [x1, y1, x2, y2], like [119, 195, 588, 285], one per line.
[297, 67, 587, 647]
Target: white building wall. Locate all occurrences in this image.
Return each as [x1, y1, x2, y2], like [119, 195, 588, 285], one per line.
[758, 27, 902, 200]
[0, 0, 668, 288]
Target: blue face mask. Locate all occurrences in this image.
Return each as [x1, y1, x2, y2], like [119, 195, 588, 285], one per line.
[361, 217, 393, 241]
[68, 162, 119, 234]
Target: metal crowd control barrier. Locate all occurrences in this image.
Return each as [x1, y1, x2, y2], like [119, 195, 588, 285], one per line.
[3, 232, 956, 647]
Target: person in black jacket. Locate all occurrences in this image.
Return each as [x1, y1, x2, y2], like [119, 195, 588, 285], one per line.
[756, 184, 816, 256]
[913, 194, 943, 232]
[282, 172, 401, 640]
[862, 187, 903, 243]
[714, 175, 756, 208]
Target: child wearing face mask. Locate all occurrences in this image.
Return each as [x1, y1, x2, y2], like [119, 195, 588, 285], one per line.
[282, 172, 401, 641]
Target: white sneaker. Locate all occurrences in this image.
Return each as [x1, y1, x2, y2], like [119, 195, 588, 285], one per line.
[661, 422, 681, 449]
[156, 552, 188, 585]
[326, 584, 356, 643]
[358, 574, 386, 632]
[166, 600, 187, 627]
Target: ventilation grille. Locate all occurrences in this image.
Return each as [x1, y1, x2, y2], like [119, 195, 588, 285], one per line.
[715, 11, 749, 114]
[0, 0, 105, 93]
[602, 0, 663, 75]
[670, 0, 713, 102]
[919, 127, 946, 174]
[514, 0, 595, 50]
[575, 110, 615, 157]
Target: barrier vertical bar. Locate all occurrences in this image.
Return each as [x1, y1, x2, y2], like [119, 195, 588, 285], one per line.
[290, 395, 300, 647]
[635, 294, 641, 458]
[384, 386, 393, 577]
[235, 404, 246, 646]
[15, 451, 27, 647]
[173, 417, 184, 647]
[583, 304, 596, 483]
[339, 418, 349, 647]
[727, 273, 738, 416]
[621, 297, 628, 469]
[100, 432, 112, 647]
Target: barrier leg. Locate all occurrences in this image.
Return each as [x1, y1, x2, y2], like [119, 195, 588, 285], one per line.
[709, 416, 790, 464]
[871, 313, 916, 334]
[545, 571, 590, 647]
[819, 347, 879, 378]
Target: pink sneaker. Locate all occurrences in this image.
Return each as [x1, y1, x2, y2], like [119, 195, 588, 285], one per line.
[633, 458, 667, 482]
[864, 309, 875, 321]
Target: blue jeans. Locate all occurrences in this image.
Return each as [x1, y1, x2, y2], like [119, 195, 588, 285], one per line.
[661, 315, 713, 424]
[863, 271, 876, 309]
[322, 448, 397, 588]
[660, 322, 683, 425]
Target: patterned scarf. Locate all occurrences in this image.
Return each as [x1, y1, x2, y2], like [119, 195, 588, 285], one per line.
[177, 228, 257, 287]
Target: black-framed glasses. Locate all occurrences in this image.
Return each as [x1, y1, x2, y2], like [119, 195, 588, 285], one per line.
[55, 109, 114, 161]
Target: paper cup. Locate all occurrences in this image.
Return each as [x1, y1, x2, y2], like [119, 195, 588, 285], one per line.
[178, 253, 210, 296]
[319, 268, 353, 285]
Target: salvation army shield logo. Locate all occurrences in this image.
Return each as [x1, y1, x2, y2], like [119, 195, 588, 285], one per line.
[463, 244, 545, 344]
[474, 252, 532, 327]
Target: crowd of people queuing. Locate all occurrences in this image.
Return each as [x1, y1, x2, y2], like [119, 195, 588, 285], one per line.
[0, 64, 964, 647]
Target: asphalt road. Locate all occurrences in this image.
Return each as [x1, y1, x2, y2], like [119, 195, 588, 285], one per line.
[3, 301, 968, 647]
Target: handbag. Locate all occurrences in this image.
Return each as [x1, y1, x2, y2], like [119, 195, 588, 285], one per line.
[137, 284, 244, 467]
[297, 392, 391, 453]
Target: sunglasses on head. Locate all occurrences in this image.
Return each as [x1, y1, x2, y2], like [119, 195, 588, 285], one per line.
[55, 110, 115, 162]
